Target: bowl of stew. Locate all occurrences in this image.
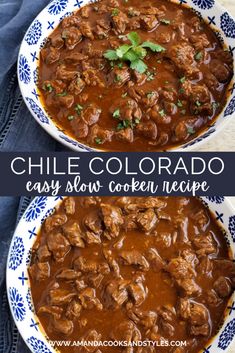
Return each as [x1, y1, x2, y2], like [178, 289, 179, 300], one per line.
[6, 196, 235, 353]
[18, 0, 235, 151]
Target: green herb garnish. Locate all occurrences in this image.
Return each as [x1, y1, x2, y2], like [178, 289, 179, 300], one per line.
[103, 31, 165, 73]
[56, 91, 67, 97]
[43, 83, 53, 92]
[111, 8, 119, 16]
[75, 104, 83, 115]
[95, 138, 103, 144]
[195, 101, 201, 107]
[161, 19, 171, 25]
[180, 76, 186, 83]
[177, 100, 183, 108]
[181, 109, 186, 115]
[68, 115, 74, 121]
[113, 109, 120, 118]
[122, 92, 128, 98]
[147, 92, 154, 99]
[195, 51, 203, 61]
[159, 109, 166, 117]
[187, 127, 195, 134]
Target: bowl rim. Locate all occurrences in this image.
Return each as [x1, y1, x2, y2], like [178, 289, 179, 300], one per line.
[6, 196, 235, 353]
[17, 0, 235, 152]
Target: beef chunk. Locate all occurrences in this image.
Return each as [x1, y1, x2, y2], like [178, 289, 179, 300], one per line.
[56, 64, 77, 81]
[160, 320, 175, 337]
[189, 84, 212, 116]
[81, 104, 102, 126]
[214, 276, 232, 298]
[103, 248, 120, 276]
[206, 289, 222, 307]
[64, 52, 87, 64]
[84, 231, 101, 245]
[136, 208, 158, 232]
[64, 197, 76, 215]
[56, 269, 80, 280]
[79, 21, 94, 39]
[111, 320, 141, 341]
[116, 128, 134, 143]
[120, 250, 149, 271]
[110, 98, 142, 121]
[29, 262, 50, 281]
[112, 11, 128, 34]
[158, 305, 176, 323]
[81, 330, 102, 352]
[63, 221, 85, 247]
[38, 305, 63, 319]
[101, 203, 124, 238]
[88, 124, 114, 145]
[45, 214, 67, 232]
[191, 209, 209, 231]
[37, 245, 51, 262]
[41, 47, 60, 64]
[55, 94, 74, 109]
[79, 287, 103, 310]
[83, 69, 105, 87]
[71, 119, 89, 139]
[104, 279, 129, 308]
[146, 248, 165, 271]
[68, 77, 86, 95]
[136, 120, 158, 140]
[128, 282, 147, 306]
[193, 232, 217, 256]
[47, 232, 70, 262]
[128, 308, 157, 328]
[140, 15, 158, 31]
[167, 42, 197, 76]
[124, 197, 166, 212]
[74, 256, 99, 273]
[190, 323, 210, 336]
[51, 34, 64, 49]
[108, 67, 131, 87]
[49, 289, 77, 306]
[66, 300, 82, 319]
[62, 27, 82, 50]
[167, 257, 196, 280]
[190, 34, 210, 51]
[210, 59, 232, 83]
[61, 15, 80, 29]
[197, 256, 213, 276]
[177, 298, 191, 320]
[53, 318, 74, 335]
[87, 273, 104, 288]
[214, 259, 235, 287]
[84, 212, 102, 236]
[154, 232, 172, 248]
[174, 215, 189, 243]
[178, 278, 201, 296]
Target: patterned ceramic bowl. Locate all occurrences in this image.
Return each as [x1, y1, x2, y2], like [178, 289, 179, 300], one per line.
[6, 196, 235, 353]
[17, 0, 235, 151]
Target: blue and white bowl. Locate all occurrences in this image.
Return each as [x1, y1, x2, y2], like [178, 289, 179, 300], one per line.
[6, 196, 235, 353]
[17, 0, 235, 151]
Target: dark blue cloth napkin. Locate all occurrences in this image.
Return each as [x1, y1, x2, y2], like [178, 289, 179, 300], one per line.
[0, 1, 68, 352]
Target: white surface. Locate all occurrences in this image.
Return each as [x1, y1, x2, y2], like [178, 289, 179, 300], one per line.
[198, 0, 235, 151]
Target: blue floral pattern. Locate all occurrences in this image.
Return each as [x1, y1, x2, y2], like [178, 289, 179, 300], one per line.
[228, 215, 235, 242]
[48, 0, 68, 15]
[192, 0, 214, 9]
[33, 68, 39, 86]
[25, 98, 49, 124]
[206, 196, 225, 204]
[224, 97, 235, 117]
[218, 319, 235, 350]
[182, 128, 216, 148]
[41, 208, 55, 224]
[221, 12, 235, 38]
[60, 11, 74, 21]
[24, 197, 47, 222]
[19, 55, 31, 84]
[9, 287, 26, 322]
[9, 237, 25, 270]
[27, 337, 52, 353]
[26, 249, 32, 266]
[26, 289, 35, 313]
[25, 20, 42, 45]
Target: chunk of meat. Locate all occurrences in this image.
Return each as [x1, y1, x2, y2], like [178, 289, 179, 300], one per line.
[56, 269, 80, 280]
[206, 289, 222, 307]
[167, 42, 197, 76]
[61, 15, 80, 29]
[146, 248, 165, 271]
[81, 104, 102, 126]
[213, 259, 235, 287]
[110, 98, 142, 121]
[38, 305, 63, 319]
[37, 244, 51, 262]
[80, 330, 102, 352]
[53, 318, 74, 335]
[55, 94, 74, 109]
[178, 278, 201, 296]
[189, 84, 212, 116]
[127, 308, 157, 328]
[47, 232, 71, 262]
[87, 273, 104, 288]
[112, 11, 128, 34]
[56, 64, 78, 81]
[74, 256, 99, 273]
[45, 214, 67, 232]
[83, 68, 105, 88]
[124, 197, 166, 213]
[62, 27, 82, 50]
[197, 256, 213, 276]
[103, 248, 120, 277]
[136, 120, 157, 140]
[51, 33, 64, 49]
[120, 250, 149, 271]
[128, 282, 147, 306]
[210, 59, 232, 83]
[66, 300, 82, 319]
[88, 124, 114, 145]
[49, 289, 77, 306]
[174, 215, 189, 243]
[193, 232, 217, 256]
[63, 221, 85, 247]
[101, 203, 124, 238]
[64, 197, 76, 215]
[29, 262, 50, 281]
[79, 21, 94, 39]
[64, 52, 87, 64]
[191, 209, 209, 231]
[167, 257, 196, 280]
[79, 287, 103, 310]
[68, 77, 86, 95]
[111, 320, 141, 341]
[41, 47, 60, 64]
[108, 67, 131, 87]
[136, 208, 158, 232]
[104, 279, 129, 308]
[84, 231, 101, 245]
[214, 276, 232, 298]
[116, 128, 134, 143]
[190, 34, 210, 51]
[140, 15, 158, 31]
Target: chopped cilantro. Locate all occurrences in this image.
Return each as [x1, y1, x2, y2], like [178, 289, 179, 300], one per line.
[195, 100, 201, 107]
[117, 62, 123, 68]
[195, 51, 203, 61]
[181, 109, 186, 115]
[160, 19, 171, 25]
[56, 91, 67, 97]
[111, 8, 119, 16]
[159, 109, 166, 117]
[135, 118, 140, 124]
[75, 104, 83, 115]
[146, 71, 155, 81]
[147, 92, 154, 99]
[67, 115, 74, 121]
[177, 100, 183, 108]
[180, 76, 186, 83]
[114, 75, 122, 83]
[43, 83, 53, 92]
[113, 109, 120, 118]
[95, 138, 103, 144]
[122, 92, 128, 98]
[187, 127, 195, 134]
[179, 88, 185, 94]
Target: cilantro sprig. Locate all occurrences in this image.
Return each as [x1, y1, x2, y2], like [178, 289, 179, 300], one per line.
[103, 32, 165, 74]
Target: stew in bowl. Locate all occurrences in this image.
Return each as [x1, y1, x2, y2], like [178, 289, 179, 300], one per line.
[7, 196, 235, 353]
[18, 0, 235, 151]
